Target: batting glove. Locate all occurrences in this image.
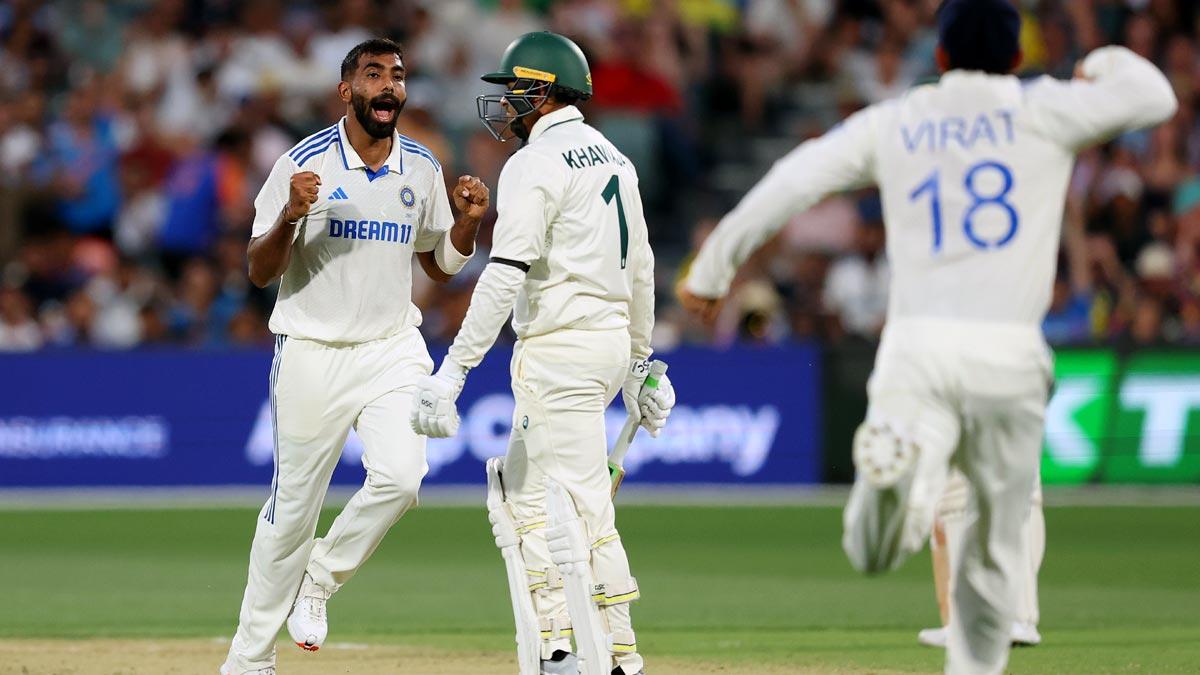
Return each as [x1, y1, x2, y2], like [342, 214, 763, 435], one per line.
[488, 503, 520, 549]
[621, 359, 652, 421]
[637, 372, 675, 437]
[410, 361, 467, 438]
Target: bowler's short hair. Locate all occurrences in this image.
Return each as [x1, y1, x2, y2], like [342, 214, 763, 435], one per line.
[341, 38, 404, 81]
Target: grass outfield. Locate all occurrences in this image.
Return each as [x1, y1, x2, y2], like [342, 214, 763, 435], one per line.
[1, 505, 1197, 673]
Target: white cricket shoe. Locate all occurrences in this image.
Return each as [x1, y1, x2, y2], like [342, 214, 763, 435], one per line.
[286, 573, 331, 651]
[219, 662, 276, 675]
[917, 622, 1041, 648]
[1011, 621, 1042, 646]
[917, 625, 948, 648]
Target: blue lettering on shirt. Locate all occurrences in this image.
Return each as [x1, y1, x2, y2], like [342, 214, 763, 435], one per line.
[968, 114, 998, 147]
[900, 109, 1016, 153]
[326, 217, 409, 244]
[902, 122, 931, 153]
[939, 117, 968, 151]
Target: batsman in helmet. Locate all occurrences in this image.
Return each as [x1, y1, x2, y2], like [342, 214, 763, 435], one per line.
[410, 31, 675, 675]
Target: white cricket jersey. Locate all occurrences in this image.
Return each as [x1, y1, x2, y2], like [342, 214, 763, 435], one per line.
[450, 105, 655, 369]
[687, 46, 1177, 328]
[251, 117, 454, 343]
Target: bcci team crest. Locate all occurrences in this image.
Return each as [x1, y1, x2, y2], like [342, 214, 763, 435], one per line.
[400, 186, 416, 208]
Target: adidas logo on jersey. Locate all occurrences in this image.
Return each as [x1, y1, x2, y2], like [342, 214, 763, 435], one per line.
[328, 187, 349, 200]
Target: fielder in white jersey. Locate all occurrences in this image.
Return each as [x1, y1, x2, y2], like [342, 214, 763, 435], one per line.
[678, 1, 1176, 673]
[918, 470, 1044, 649]
[409, 32, 674, 675]
[221, 39, 489, 675]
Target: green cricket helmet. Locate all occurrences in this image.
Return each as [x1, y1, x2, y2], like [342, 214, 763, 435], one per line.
[477, 31, 593, 142]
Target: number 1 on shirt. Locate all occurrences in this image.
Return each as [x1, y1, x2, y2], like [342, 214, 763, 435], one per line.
[601, 175, 629, 269]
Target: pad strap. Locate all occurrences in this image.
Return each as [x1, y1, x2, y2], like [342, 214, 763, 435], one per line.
[527, 566, 564, 593]
[592, 577, 640, 607]
[608, 630, 638, 654]
[590, 532, 620, 549]
[516, 517, 547, 535]
[538, 615, 573, 641]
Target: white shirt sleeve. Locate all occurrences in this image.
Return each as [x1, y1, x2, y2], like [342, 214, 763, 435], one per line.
[1026, 46, 1178, 152]
[685, 106, 880, 298]
[445, 262, 525, 371]
[251, 154, 301, 241]
[444, 150, 566, 373]
[414, 166, 455, 253]
[627, 183, 655, 361]
[489, 150, 566, 265]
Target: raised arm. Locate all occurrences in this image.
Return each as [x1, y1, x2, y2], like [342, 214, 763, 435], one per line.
[679, 106, 879, 320]
[1027, 46, 1177, 152]
[247, 156, 318, 288]
[414, 170, 486, 284]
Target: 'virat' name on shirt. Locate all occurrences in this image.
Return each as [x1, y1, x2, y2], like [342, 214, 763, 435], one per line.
[901, 108, 1016, 154]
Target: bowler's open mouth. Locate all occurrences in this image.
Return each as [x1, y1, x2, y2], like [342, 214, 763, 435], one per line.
[370, 97, 399, 123]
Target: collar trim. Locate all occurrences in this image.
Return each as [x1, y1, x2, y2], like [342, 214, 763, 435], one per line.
[528, 105, 584, 143]
[337, 117, 405, 176]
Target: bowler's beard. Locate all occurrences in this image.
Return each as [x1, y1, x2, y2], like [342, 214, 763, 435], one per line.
[352, 91, 405, 139]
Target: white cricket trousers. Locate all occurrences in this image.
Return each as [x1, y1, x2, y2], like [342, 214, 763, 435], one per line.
[226, 327, 432, 669]
[939, 469, 1044, 628]
[842, 318, 1051, 675]
[500, 327, 644, 674]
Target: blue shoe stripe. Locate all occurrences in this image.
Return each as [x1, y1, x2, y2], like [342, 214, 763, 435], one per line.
[296, 138, 338, 167]
[288, 127, 338, 161]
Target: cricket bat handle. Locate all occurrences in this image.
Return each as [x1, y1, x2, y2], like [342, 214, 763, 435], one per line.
[608, 360, 668, 497]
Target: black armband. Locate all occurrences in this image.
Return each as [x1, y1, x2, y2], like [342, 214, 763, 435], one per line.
[489, 257, 531, 273]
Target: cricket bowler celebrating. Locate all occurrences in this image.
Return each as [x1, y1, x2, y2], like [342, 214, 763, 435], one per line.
[409, 32, 674, 675]
[677, 1, 1176, 673]
[221, 38, 489, 675]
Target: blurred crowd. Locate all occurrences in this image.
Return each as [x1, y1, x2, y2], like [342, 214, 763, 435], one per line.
[1, 0, 1198, 352]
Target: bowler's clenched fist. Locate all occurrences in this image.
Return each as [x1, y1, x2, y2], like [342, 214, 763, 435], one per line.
[453, 175, 490, 220]
[285, 171, 322, 223]
[675, 278, 723, 325]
